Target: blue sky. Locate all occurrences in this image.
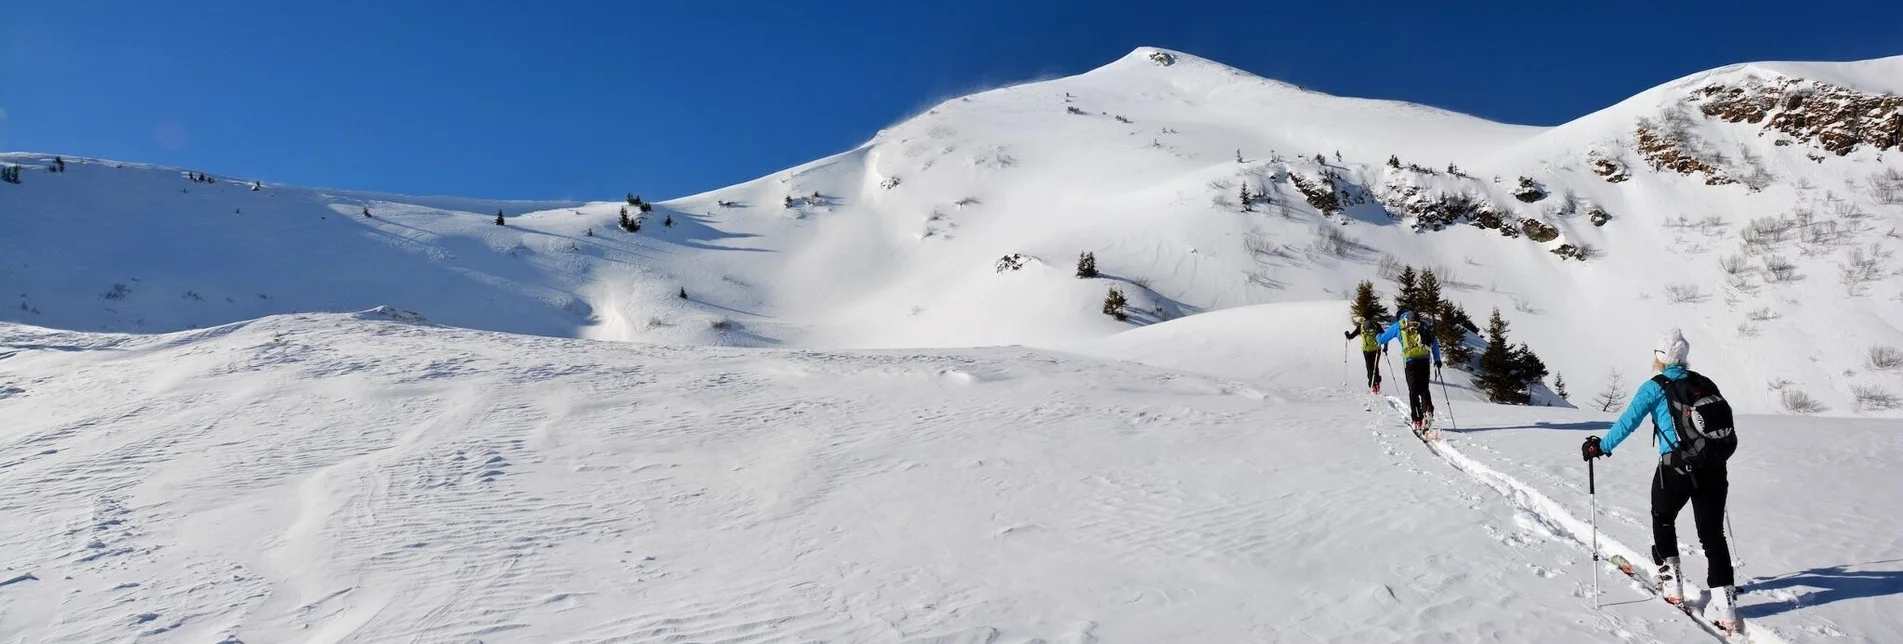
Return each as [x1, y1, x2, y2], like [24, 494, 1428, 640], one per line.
[5, 1, 1900, 200]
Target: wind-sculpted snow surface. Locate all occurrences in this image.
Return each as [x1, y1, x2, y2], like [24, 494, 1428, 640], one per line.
[2, 312, 1899, 642]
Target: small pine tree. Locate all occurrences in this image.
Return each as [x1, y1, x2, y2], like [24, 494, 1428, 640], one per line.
[1476, 308, 1526, 404]
[1314, 153, 1326, 165]
[1076, 251, 1098, 278]
[495, 210, 505, 226]
[626, 193, 637, 205]
[1349, 280, 1391, 324]
[678, 287, 688, 299]
[1, 165, 19, 185]
[1236, 149, 1243, 163]
[1416, 269, 1445, 317]
[639, 202, 653, 214]
[1239, 184, 1252, 211]
[785, 195, 795, 209]
[1554, 373, 1569, 400]
[1392, 266, 1420, 314]
[1593, 369, 1627, 412]
[1387, 155, 1401, 169]
[1436, 302, 1476, 366]
[585, 227, 594, 237]
[1335, 150, 1343, 162]
[362, 206, 373, 218]
[1512, 343, 1549, 388]
[252, 180, 262, 191]
[55, 156, 66, 172]
[664, 214, 674, 227]
[1447, 162, 1461, 175]
[1102, 287, 1128, 321]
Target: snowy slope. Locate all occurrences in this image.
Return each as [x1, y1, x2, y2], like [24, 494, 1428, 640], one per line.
[3, 312, 1898, 643]
[5, 47, 1903, 416]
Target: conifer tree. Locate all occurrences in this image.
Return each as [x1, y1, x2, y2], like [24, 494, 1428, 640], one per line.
[1555, 373, 1569, 400]
[1392, 266, 1420, 314]
[362, 206, 373, 218]
[1436, 302, 1476, 366]
[495, 210, 505, 226]
[679, 287, 688, 299]
[1075, 252, 1098, 278]
[1476, 308, 1526, 403]
[1239, 184, 1252, 211]
[1102, 287, 1128, 321]
[1417, 269, 1445, 317]
[1387, 155, 1400, 169]
[1350, 280, 1391, 324]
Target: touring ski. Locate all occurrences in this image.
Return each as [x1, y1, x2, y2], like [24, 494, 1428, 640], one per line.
[1606, 554, 1747, 641]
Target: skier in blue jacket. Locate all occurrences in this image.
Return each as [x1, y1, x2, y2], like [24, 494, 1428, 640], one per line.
[1581, 328, 1737, 630]
[1376, 311, 1442, 430]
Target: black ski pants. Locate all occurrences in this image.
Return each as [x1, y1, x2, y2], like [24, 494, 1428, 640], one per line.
[1361, 351, 1382, 389]
[1404, 359, 1432, 422]
[1651, 462, 1735, 588]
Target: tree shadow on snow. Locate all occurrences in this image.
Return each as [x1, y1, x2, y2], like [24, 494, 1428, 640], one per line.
[1455, 420, 1612, 433]
[1739, 560, 1903, 618]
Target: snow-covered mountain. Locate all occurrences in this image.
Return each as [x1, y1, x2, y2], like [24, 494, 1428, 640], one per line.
[8, 48, 1902, 415]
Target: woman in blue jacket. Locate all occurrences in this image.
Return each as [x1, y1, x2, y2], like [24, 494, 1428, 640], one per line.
[1581, 328, 1737, 631]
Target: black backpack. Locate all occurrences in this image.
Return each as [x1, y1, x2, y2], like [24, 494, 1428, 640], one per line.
[1651, 371, 1738, 467]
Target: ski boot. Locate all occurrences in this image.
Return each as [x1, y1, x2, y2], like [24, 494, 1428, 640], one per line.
[1706, 585, 1742, 635]
[1657, 557, 1685, 605]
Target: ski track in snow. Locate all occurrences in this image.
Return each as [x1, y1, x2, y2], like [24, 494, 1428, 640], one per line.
[1369, 395, 1809, 644]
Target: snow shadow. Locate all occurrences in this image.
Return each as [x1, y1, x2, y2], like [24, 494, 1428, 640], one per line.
[1455, 420, 1613, 433]
[1740, 561, 1903, 618]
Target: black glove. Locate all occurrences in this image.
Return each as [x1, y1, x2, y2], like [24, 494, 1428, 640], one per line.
[1434, 360, 1443, 369]
[1581, 436, 1606, 461]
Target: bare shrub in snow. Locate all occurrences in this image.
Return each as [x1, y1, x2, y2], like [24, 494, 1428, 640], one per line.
[1869, 168, 1903, 205]
[1851, 384, 1901, 412]
[1737, 322, 1760, 338]
[1663, 283, 1706, 304]
[1592, 369, 1626, 412]
[1763, 255, 1802, 283]
[1718, 254, 1751, 275]
[1747, 307, 1779, 321]
[995, 254, 1026, 273]
[1868, 345, 1903, 371]
[1310, 224, 1355, 258]
[1838, 244, 1893, 296]
[1741, 216, 1792, 254]
[879, 177, 902, 190]
[1377, 254, 1403, 280]
[1781, 389, 1827, 414]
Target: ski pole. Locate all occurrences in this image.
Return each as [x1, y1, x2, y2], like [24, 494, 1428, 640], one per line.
[1342, 340, 1349, 389]
[1437, 373, 1458, 432]
[1589, 457, 1600, 609]
[1725, 510, 1743, 574]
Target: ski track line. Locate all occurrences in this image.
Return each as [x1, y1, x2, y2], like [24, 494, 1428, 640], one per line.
[1375, 396, 1797, 644]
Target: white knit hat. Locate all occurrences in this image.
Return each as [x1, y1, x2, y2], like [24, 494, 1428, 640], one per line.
[1655, 328, 1690, 365]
